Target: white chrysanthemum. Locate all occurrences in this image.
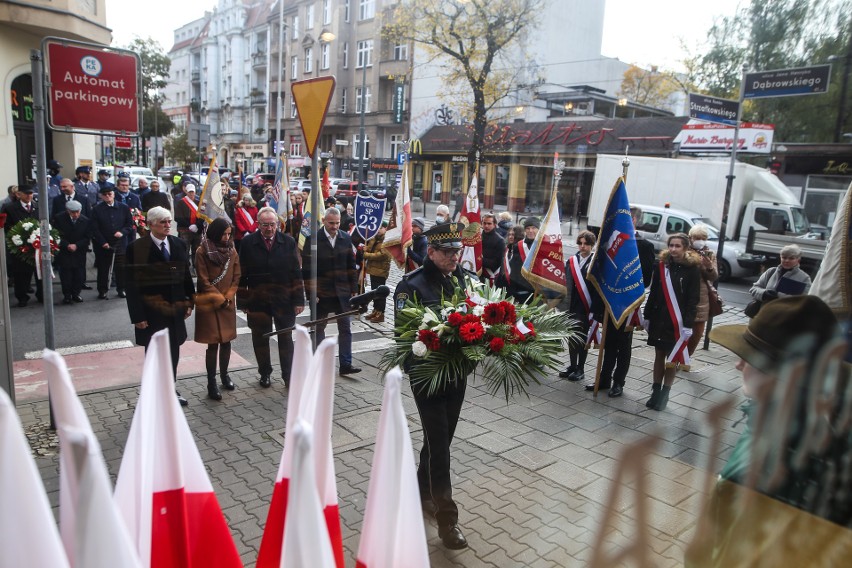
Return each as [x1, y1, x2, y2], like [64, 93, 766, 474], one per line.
[472, 305, 485, 316]
[412, 341, 428, 357]
[22, 222, 33, 231]
[27, 232, 38, 244]
[440, 307, 451, 318]
[11, 235, 23, 246]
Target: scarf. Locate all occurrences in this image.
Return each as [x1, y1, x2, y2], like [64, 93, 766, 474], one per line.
[201, 233, 233, 266]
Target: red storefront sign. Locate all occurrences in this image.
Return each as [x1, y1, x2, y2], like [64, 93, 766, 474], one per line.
[44, 38, 141, 135]
[115, 136, 133, 149]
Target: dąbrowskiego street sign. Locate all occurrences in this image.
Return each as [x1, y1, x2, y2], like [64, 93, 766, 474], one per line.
[688, 93, 739, 126]
[43, 37, 142, 136]
[744, 64, 832, 99]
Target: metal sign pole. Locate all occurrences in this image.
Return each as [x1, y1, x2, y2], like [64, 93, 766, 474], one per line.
[0, 225, 14, 403]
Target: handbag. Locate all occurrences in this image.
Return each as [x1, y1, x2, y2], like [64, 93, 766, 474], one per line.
[707, 282, 724, 317]
[744, 299, 762, 318]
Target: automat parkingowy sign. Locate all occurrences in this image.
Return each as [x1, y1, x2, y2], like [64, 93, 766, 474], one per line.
[44, 38, 141, 135]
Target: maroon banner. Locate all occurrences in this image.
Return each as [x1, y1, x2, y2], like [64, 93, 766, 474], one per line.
[45, 39, 141, 135]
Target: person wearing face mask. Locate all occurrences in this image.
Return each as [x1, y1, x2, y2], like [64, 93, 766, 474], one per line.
[643, 233, 701, 411]
[687, 224, 719, 356]
[435, 204, 451, 224]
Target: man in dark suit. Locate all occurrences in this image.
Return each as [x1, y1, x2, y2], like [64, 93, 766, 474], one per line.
[52, 177, 91, 222]
[53, 200, 91, 304]
[480, 213, 506, 285]
[238, 206, 305, 387]
[124, 206, 195, 406]
[302, 206, 361, 375]
[0, 185, 41, 306]
[90, 185, 134, 299]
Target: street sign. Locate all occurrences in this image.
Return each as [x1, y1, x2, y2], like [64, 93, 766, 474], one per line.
[291, 77, 336, 158]
[43, 37, 141, 135]
[688, 93, 739, 126]
[744, 64, 832, 99]
[115, 136, 133, 149]
[393, 82, 404, 124]
[397, 152, 407, 165]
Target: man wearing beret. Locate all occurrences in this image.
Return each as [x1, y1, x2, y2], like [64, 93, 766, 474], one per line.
[393, 222, 475, 550]
[506, 216, 539, 302]
[53, 199, 92, 304]
[91, 185, 134, 299]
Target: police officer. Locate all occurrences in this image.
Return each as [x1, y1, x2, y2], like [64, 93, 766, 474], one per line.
[96, 169, 115, 193]
[73, 166, 99, 208]
[393, 222, 474, 550]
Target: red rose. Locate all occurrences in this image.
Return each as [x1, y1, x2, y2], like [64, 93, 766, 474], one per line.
[489, 337, 505, 352]
[417, 329, 441, 350]
[447, 312, 463, 327]
[459, 322, 485, 343]
[482, 303, 506, 325]
[500, 301, 517, 324]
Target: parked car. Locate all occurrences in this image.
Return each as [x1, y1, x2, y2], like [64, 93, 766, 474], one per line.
[157, 166, 182, 183]
[107, 166, 157, 190]
[246, 173, 276, 186]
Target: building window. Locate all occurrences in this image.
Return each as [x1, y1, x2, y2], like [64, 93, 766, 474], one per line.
[306, 4, 314, 29]
[291, 55, 298, 79]
[355, 86, 371, 113]
[321, 43, 330, 70]
[323, 0, 331, 24]
[356, 40, 373, 69]
[393, 42, 408, 61]
[342, 43, 349, 69]
[305, 48, 313, 72]
[290, 139, 302, 157]
[340, 88, 347, 113]
[344, 0, 350, 22]
[292, 16, 299, 40]
[353, 134, 370, 160]
[291, 99, 298, 118]
[390, 134, 405, 159]
[359, 0, 375, 20]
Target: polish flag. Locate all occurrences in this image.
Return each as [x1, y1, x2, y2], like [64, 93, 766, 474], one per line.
[282, 420, 336, 567]
[355, 367, 429, 568]
[43, 350, 141, 567]
[113, 330, 243, 568]
[257, 329, 344, 568]
[382, 160, 413, 267]
[0, 387, 70, 567]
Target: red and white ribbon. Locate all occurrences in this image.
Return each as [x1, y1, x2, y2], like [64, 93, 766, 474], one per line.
[569, 254, 599, 348]
[628, 307, 645, 331]
[33, 238, 55, 281]
[660, 261, 690, 368]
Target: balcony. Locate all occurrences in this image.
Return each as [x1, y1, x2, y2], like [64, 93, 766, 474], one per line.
[251, 93, 267, 106]
[252, 52, 267, 69]
[191, 70, 200, 83]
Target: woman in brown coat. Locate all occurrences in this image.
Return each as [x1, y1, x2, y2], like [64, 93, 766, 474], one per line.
[687, 224, 719, 356]
[361, 221, 391, 322]
[195, 217, 241, 400]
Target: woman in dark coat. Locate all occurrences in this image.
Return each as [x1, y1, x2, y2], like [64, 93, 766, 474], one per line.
[643, 233, 701, 411]
[195, 218, 241, 400]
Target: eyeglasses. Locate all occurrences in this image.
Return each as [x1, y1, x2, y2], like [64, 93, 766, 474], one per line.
[258, 222, 277, 228]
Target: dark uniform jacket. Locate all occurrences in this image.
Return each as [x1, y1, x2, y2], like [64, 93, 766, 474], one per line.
[53, 212, 92, 269]
[73, 179, 99, 207]
[91, 201, 134, 254]
[238, 230, 305, 315]
[302, 229, 357, 311]
[125, 235, 195, 347]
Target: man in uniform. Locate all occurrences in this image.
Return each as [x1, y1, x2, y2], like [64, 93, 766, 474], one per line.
[393, 222, 474, 550]
[480, 213, 506, 285]
[73, 166, 99, 208]
[53, 199, 91, 304]
[46, 159, 63, 200]
[96, 169, 115, 193]
[91, 185, 134, 299]
[0, 185, 42, 306]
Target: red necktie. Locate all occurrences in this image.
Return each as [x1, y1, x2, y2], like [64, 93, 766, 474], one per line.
[265, 238, 273, 251]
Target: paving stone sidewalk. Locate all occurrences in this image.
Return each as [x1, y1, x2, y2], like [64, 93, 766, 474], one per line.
[18, 308, 751, 567]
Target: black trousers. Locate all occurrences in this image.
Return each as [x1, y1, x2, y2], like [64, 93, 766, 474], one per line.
[368, 275, 387, 312]
[601, 318, 633, 387]
[143, 330, 181, 381]
[58, 262, 86, 297]
[413, 377, 467, 528]
[94, 248, 126, 293]
[11, 257, 41, 303]
[247, 309, 296, 381]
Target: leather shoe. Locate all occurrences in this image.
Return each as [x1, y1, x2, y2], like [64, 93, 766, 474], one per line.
[72, 295, 84, 303]
[62, 296, 73, 305]
[259, 375, 272, 388]
[207, 385, 222, 401]
[439, 524, 468, 550]
[16, 300, 28, 308]
[97, 293, 109, 300]
[339, 365, 361, 375]
[585, 382, 611, 391]
[116, 290, 127, 298]
[568, 371, 585, 382]
[221, 374, 235, 390]
[81, 284, 93, 290]
[558, 366, 576, 379]
[176, 392, 189, 407]
[608, 384, 623, 398]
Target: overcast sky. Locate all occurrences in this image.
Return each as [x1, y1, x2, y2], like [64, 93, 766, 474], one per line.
[106, 0, 745, 73]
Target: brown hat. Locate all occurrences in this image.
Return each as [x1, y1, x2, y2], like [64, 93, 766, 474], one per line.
[425, 222, 465, 250]
[710, 295, 839, 373]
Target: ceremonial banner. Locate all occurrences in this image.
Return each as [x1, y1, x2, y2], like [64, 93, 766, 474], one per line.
[809, 181, 852, 317]
[459, 169, 482, 275]
[355, 192, 387, 241]
[0, 388, 71, 568]
[270, 154, 293, 223]
[382, 161, 413, 267]
[114, 330, 242, 568]
[588, 177, 646, 326]
[355, 368, 429, 568]
[199, 155, 230, 222]
[44, 350, 141, 567]
[521, 188, 567, 295]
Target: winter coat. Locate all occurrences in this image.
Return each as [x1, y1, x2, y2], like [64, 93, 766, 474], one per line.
[363, 233, 391, 278]
[692, 247, 720, 323]
[750, 265, 812, 301]
[194, 246, 241, 344]
[644, 250, 701, 347]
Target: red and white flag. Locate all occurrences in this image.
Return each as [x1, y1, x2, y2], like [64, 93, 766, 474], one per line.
[383, 161, 413, 267]
[282, 420, 336, 568]
[355, 367, 429, 568]
[113, 330, 242, 568]
[257, 329, 344, 568]
[521, 188, 567, 295]
[43, 350, 141, 568]
[459, 170, 482, 276]
[0, 387, 70, 567]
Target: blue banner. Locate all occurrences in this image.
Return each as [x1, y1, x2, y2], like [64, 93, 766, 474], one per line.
[354, 193, 386, 241]
[587, 177, 645, 326]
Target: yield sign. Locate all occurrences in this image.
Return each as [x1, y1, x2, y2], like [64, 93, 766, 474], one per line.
[291, 77, 336, 158]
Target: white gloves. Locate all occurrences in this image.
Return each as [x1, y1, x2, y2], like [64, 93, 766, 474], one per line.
[189, 225, 198, 233]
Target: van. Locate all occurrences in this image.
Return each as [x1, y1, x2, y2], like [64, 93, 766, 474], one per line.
[633, 203, 763, 281]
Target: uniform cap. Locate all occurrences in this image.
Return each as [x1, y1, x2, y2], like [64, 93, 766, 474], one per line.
[424, 222, 465, 250]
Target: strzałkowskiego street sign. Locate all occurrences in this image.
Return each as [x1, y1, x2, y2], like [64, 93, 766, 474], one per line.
[688, 93, 739, 126]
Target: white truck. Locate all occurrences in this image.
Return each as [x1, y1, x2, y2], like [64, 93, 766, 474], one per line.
[586, 154, 825, 277]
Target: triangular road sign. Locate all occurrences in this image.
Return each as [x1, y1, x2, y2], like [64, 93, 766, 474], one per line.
[291, 77, 336, 158]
